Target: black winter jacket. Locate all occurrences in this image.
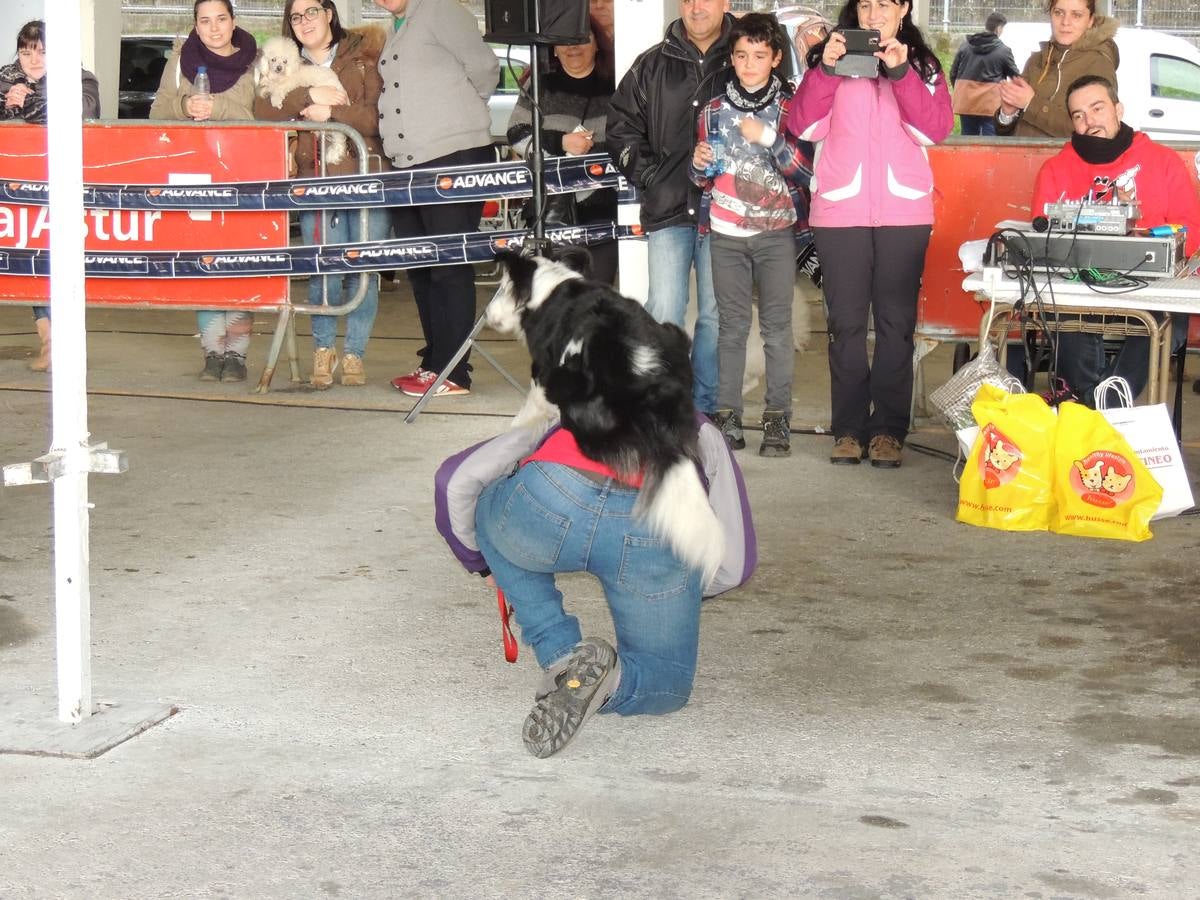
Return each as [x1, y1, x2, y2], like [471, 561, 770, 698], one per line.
[949, 32, 1019, 86]
[607, 15, 733, 232]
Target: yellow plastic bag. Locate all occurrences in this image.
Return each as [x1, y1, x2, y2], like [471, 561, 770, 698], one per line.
[1050, 401, 1162, 542]
[956, 384, 1058, 532]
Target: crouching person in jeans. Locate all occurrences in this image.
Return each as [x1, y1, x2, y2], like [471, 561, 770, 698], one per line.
[691, 12, 812, 457]
[434, 418, 756, 758]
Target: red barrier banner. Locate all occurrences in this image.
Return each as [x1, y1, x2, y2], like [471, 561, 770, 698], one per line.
[0, 123, 289, 309]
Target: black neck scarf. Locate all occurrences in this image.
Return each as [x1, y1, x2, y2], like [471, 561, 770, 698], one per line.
[1071, 123, 1134, 165]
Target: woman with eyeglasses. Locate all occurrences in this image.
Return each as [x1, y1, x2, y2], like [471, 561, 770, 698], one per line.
[786, 0, 951, 469]
[255, 1, 391, 389]
[996, 0, 1118, 138]
[150, 0, 257, 383]
[1, 20, 101, 374]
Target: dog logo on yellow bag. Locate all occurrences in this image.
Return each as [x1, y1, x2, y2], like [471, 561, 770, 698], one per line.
[979, 425, 1021, 488]
[1070, 452, 1135, 508]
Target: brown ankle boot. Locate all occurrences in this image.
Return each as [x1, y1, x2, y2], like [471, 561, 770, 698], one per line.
[30, 317, 51, 372]
[311, 347, 337, 389]
[340, 353, 366, 386]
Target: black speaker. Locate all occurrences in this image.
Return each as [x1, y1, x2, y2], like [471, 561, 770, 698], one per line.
[484, 0, 590, 46]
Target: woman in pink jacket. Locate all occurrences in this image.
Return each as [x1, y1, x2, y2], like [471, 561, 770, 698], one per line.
[786, 0, 951, 468]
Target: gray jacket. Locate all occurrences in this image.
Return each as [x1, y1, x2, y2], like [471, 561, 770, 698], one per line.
[376, 0, 499, 167]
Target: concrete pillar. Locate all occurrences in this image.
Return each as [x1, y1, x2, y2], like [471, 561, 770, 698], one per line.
[913, 0, 929, 32]
[82, 0, 120, 118]
[335, 0, 364, 27]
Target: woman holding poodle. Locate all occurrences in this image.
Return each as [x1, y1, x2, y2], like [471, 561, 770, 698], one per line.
[0, 19, 100, 374]
[786, 0, 951, 468]
[255, 1, 391, 389]
[150, 0, 257, 383]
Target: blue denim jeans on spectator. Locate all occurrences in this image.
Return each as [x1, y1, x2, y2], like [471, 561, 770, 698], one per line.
[475, 462, 704, 717]
[959, 114, 997, 137]
[1058, 315, 1189, 406]
[300, 207, 391, 358]
[645, 225, 718, 414]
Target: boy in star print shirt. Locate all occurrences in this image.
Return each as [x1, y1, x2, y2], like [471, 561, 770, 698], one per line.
[689, 12, 813, 458]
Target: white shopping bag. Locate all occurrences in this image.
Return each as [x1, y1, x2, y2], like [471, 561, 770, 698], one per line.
[1095, 378, 1195, 519]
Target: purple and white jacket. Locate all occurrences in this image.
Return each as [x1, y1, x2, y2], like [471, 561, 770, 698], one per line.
[434, 418, 757, 598]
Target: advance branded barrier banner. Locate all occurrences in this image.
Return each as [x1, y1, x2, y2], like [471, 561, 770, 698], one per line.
[0, 151, 629, 212]
[0, 223, 634, 279]
[0, 123, 289, 307]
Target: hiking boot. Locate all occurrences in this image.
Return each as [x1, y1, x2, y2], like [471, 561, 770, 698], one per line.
[311, 347, 337, 389]
[199, 352, 223, 382]
[220, 352, 247, 383]
[759, 409, 791, 458]
[868, 434, 903, 468]
[712, 409, 745, 450]
[523, 637, 620, 759]
[340, 353, 366, 386]
[830, 435, 864, 465]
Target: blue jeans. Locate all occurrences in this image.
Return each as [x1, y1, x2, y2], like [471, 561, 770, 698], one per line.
[1058, 315, 1189, 405]
[475, 462, 704, 717]
[959, 114, 996, 137]
[300, 207, 390, 358]
[645, 226, 718, 414]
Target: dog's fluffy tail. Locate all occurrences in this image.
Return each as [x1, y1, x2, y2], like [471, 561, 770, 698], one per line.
[638, 458, 724, 590]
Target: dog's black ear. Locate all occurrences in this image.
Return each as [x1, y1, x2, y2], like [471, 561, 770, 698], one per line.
[494, 248, 536, 282]
[550, 245, 593, 280]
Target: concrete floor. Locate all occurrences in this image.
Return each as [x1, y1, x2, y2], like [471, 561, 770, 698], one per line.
[1, 284, 1199, 899]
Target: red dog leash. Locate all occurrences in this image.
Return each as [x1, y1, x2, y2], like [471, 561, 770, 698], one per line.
[497, 588, 518, 663]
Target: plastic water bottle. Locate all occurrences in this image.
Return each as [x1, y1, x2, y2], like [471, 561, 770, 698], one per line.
[193, 65, 210, 101]
[705, 135, 725, 177]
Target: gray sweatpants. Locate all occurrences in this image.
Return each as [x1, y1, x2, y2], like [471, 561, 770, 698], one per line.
[710, 228, 796, 415]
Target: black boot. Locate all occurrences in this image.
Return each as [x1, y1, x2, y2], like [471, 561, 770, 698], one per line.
[199, 352, 223, 382]
[220, 351, 247, 383]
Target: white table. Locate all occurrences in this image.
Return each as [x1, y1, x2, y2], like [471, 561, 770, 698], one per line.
[962, 270, 1200, 406]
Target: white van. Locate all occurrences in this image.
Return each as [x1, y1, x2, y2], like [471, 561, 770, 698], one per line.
[998, 22, 1200, 142]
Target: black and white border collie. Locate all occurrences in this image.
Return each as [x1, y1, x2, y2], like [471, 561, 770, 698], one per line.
[485, 249, 724, 587]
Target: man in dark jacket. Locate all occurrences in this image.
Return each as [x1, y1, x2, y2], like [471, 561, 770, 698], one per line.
[607, 0, 734, 416]
[949, 12, 1018, 136]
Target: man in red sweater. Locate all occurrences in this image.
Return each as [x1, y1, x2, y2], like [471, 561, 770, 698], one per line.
[1031, 75, 1200, 404]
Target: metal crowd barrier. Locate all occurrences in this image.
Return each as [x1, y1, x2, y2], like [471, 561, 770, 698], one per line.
[1, 119, 632, 391]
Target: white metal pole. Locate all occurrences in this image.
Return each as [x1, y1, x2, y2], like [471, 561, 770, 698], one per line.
[613, 0, 666, 305]
[45, 2, 93, 723]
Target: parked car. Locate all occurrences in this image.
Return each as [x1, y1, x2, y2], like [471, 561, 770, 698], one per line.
[998, 22, 1200, 142]
[118, 35, 173, 119]
[489, 44, 531, 144]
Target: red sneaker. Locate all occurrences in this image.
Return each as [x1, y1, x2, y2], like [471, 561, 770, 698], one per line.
[399, 376, 470, 398]
[390, 367, 433, 392]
